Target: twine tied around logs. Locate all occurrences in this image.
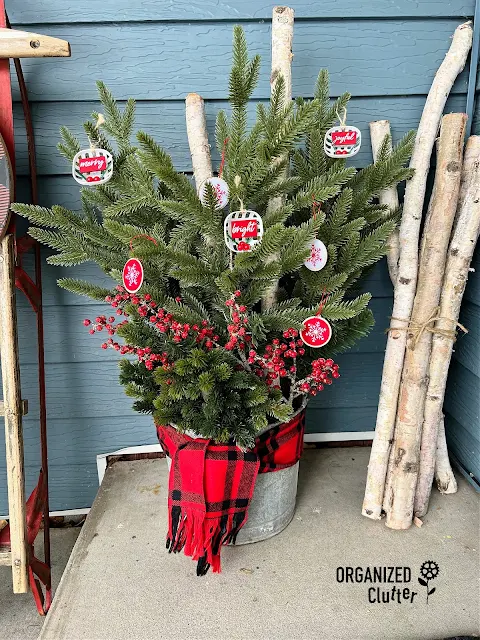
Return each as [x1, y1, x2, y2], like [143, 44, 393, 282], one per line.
[386, 306, 468, 349]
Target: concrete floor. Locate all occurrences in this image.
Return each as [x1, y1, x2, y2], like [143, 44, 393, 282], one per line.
[0, 527, 80, 640]
[2, 449, 479, 639]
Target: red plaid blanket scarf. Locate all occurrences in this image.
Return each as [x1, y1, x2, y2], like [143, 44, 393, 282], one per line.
[156, 410, 305, 575]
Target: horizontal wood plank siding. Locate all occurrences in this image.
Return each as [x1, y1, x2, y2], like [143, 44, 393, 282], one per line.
[8, 1, 475, 22]
[1, 2, 477, 511]
[12, 94, 473, 176]
[9, 21, 472, 102]
[445, 242, 480, 484]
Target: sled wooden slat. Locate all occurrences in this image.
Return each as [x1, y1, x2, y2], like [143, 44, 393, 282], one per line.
[0, 27, 70, 58]
[0, 399, 28, 416]
[0, 234, 29, 593]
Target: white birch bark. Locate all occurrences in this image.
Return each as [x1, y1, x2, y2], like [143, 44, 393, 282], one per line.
[185, 92, 212, 191]
[370, 120, 400, 510]
[385, 113, 467, 530]
[262, 6, 294, 310]
[362, 22, 473, 520]
[435, 416, 458, 494]
[369, 120, 401, 285]
[414, 135, 480, 516]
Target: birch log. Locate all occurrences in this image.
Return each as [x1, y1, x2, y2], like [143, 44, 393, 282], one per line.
[370, 120, 400, 511]
[362, 21, 473, 520]
[385, 113, 467, 530]
[370, 120, 400, 285]
[262, 6, 294, 310]
[185, 92, 212, 191]
[435, 416, 458, 494]
[414, 135, 480, 516]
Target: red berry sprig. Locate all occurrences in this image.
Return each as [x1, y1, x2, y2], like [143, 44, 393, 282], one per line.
[103, 286, 218, 348]
[246, 328, 304, 387]
[295, 358, 340, 396]
[224, 291, 251, 351]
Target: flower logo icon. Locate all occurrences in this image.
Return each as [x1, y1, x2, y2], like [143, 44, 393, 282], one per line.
[418, 561, 439, 603]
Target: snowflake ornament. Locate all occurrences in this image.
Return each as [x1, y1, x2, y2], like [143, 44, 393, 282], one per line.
[122, 257, 144, 293]
[301, 316, 332, 348]
[304, 239, 328, 271]
[198, 177, 229, 209]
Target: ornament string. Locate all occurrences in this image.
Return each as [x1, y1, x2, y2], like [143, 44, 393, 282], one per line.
[89, 112, 105, 155]
[316, 288, 330, 317]
[312, 195, 322, 220]
[386, 307, 468, 348]
[129, 234, 158, 254]
[336, 107, 347, 129]
[218, 137, 229, 178]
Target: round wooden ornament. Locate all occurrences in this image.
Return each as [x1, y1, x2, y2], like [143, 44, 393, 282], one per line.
[122, 257, 144, 294]
[0, 133, 13, 240]
[324, 126, 361, 158]
[300, 315, 332, 348]
[198, 177, 229, 209]
[224, 210, 263, 253]
[72, 149, 114, 186]
[304, 238, 328, 271]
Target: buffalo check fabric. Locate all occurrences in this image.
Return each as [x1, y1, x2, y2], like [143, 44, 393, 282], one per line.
[156, 410, 305, 575]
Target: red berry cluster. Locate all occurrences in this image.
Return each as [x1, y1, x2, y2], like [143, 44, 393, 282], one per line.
[83, 311, 173, 371]
[83, 314, 128, 336]
[246, 328, 305, 387]
[297, 358, 340, 396]
[84, 286, 221, 372]
[107, 286, 218, 348]
[224, 291, 251, 351]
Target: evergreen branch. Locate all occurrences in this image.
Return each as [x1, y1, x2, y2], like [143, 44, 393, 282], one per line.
[57, 278, 113, 301]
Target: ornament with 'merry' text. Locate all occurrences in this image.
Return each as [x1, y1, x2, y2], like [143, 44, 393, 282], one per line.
[198, 177, 229, 209]
[301, 316, 332, 348]
[304, 238, 328, 271]
[324, 126, 361, 158]
[224, 210, 263, 253]
[122, 257, 144, 294]
[72, 149, 114, 186]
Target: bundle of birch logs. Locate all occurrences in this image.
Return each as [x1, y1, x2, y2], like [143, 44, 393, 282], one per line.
[363, 20, 480, 529]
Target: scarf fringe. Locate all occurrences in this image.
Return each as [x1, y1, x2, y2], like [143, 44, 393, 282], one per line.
[166, 507, 248, 575]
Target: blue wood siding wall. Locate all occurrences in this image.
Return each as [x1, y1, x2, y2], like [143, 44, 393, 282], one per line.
[1, 1, 478, 512]
[444, 246, 480, 485]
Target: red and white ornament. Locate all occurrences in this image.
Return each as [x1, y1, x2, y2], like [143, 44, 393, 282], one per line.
[122, 257, 144, 294]
[198, 176, 229, 209]
[324, 126, 361, 158]
[0, 132, 13, 241]
[224, 210, 263, 253]
[301, 315, 332, 348]
[72, 149, 114, 186]
[304, 238, 328, 271]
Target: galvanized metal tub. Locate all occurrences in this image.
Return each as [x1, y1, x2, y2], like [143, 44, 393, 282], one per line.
[234, 460, 299, 545]
[165, 456, 299, 544]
